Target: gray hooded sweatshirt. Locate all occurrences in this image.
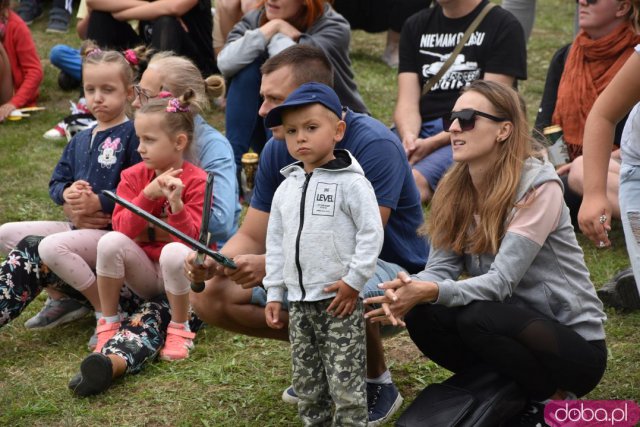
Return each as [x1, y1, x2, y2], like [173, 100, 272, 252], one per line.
[414, 157, 606, 341]
[264, 150, 384, 303]
[217, 4, 368, 114]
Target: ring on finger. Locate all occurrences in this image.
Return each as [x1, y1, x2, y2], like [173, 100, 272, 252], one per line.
[599, 215, 607, 224]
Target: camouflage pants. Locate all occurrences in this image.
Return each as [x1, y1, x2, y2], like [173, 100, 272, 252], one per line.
[289, 299, 367, 427]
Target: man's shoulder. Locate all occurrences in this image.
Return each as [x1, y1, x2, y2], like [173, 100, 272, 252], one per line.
[342, 111, 402, 151]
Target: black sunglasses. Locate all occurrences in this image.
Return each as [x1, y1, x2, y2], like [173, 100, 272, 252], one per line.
[575, 0, 598, 4]
[442, 109, 508, 132]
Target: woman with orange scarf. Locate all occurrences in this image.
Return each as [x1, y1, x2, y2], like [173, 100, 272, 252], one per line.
[535, 0, 640, 223]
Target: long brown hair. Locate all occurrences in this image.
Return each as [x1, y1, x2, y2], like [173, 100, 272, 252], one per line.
[423, 81, 531, 255]
[257, 0, 329, 31]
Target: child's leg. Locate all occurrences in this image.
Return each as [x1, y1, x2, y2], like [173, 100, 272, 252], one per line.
[318, 299, 367, 426]
[0, 41, 14, 105]
[289, 302, 333, 425]
[158, 242, 197, 360]
[39, 229, 109, 312]
[96, 231, 164, 317]
[49, 45, 83, 82]
[0, 221, 71, 256]
[159, 242, 192, 323]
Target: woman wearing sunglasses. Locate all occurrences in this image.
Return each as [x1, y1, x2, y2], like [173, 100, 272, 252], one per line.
[535, 0, 640, 225]
[365, 80, 607, 426]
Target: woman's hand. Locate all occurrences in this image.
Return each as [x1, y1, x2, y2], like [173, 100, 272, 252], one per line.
[364, 272, 413, 326]
[143, 168, 182, 200]
[578, 194, 612, 248]
[364, 272, 438, 326]
[259, 18, 301, 42]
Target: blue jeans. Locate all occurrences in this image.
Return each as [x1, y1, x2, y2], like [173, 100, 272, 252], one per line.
[619, 162, 640, 296]
[49, 44, 82, 82]
[225, 59, 272, 168]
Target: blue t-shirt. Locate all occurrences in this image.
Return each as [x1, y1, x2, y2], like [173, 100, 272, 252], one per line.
[251, 109, 428, 274]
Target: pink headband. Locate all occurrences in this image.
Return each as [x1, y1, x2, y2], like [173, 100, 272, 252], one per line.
[157, 91, 173, 99]
[166, 98, 190, 113]
[123, 49, 139, 66]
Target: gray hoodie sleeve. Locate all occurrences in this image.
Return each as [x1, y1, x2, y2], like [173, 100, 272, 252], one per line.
[341, 177, 385, 292]
[263, 187, 287, 303]
[412, 246, 465, 283]
[217, 27, 267, 78]
[433, 232, 542, 306]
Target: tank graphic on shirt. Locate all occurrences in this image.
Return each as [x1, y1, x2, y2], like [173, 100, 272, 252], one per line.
[419, 51, 481, 91]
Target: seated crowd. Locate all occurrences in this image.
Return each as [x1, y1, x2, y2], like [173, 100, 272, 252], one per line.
[1, 0, 640, 425]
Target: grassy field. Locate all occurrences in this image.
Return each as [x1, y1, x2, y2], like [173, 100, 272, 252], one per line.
[1, 1, 639, 426]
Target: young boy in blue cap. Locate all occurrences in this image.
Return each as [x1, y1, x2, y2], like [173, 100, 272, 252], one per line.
[263, 82, 384, 426]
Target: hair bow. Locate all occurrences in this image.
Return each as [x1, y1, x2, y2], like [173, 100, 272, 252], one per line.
[166, 98, 190, 113]
[123, 49, 139, 66]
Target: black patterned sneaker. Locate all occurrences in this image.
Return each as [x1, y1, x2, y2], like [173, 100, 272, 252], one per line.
[16, 0, 43, 25]
[46, 6, 70, 33]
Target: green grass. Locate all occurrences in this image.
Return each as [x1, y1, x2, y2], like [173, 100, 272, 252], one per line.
[1, 1, 639, 425]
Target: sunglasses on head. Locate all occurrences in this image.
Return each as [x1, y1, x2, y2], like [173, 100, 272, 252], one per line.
[442, 109, 508, 132]
[575, 0, 598, 4]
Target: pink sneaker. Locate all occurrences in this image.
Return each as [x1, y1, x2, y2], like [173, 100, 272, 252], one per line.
[93, 318, 121, 353]
[159, 323, 195, 361]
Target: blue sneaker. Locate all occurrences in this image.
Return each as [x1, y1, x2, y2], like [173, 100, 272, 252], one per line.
[367, 382, 403, 426]
[281, 385, 299, 404]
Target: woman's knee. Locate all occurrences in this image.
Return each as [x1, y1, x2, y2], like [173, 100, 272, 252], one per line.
[455, 301, 493, 336]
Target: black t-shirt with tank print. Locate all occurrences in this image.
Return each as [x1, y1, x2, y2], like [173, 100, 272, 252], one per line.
[399, 0, 527, 122]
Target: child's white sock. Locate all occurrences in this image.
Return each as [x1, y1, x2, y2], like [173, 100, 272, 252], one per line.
[104, 314, 120, 324]
[367, 370, 392, 385]
[94, 311, 103, 320]
[169, 320, 190, 332]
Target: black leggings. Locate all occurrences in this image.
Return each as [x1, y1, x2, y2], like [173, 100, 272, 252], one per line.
[86, 12, 215, 75]
[87, 11, 143, 50]
[405, 301, 607, 400]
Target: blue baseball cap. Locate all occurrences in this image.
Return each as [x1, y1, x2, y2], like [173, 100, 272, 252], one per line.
[264, 82, 343, 128]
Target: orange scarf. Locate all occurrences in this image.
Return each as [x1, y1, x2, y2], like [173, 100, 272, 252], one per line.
[552, 23, 640, 160]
